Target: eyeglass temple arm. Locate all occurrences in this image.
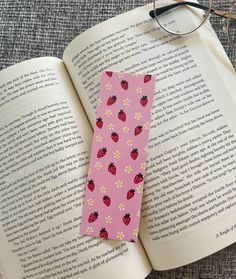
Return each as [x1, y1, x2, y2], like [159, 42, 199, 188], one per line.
[149, 1, 208, 18]
[149, 1, 236, 21]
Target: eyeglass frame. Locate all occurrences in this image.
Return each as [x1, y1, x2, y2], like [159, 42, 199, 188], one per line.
[149, 0, 236, 49]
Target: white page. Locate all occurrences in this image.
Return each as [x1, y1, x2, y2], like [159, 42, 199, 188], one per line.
[62, 3, 236, 270]
[0, 57, 151, 278]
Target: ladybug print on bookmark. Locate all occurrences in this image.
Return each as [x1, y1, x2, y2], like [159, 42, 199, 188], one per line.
[80, 71, 156, 242]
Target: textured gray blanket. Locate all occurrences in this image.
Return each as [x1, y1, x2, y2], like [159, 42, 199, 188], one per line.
[0, 1, 235, 278]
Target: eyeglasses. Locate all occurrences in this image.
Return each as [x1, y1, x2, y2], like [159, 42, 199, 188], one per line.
[149, 1, 236, 50]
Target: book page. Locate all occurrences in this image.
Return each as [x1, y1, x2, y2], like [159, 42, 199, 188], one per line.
[63, 4, 236, 270]
[0, 57, 151, 279]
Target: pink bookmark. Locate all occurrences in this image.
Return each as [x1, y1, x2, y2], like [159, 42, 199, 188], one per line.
[80, 71, 155, 242]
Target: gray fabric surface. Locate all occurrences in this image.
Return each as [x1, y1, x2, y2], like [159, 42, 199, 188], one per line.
[0, 0, 236, 278]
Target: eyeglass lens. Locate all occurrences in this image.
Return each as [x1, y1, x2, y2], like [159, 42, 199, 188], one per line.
[153, 0, 212, 35]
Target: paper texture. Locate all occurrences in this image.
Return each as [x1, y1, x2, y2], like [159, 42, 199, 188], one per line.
[63, 3, 236, 270]
[0, 58, 151, 279]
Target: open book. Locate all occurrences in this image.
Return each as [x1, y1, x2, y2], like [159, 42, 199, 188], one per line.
[1, 3, 236, 279]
